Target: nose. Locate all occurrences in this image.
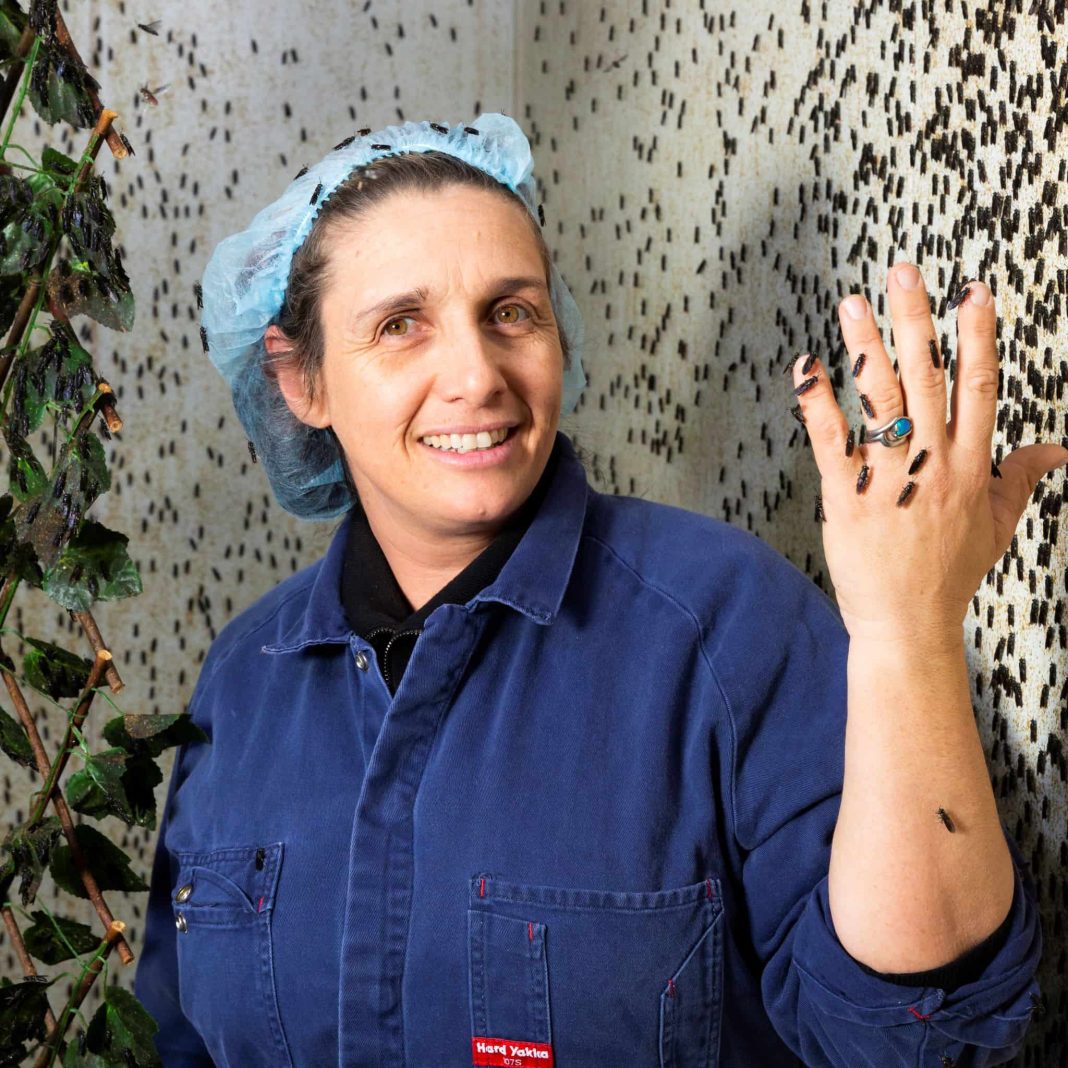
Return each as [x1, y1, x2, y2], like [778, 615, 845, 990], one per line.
[436, 319, 509, 404]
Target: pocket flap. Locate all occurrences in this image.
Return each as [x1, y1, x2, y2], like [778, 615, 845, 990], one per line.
[174, 842, 284, 916]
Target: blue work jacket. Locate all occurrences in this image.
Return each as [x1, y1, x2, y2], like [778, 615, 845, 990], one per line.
[135, 430, 1043, 1067]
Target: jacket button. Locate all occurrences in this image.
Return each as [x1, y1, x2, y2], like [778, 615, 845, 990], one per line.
[354, 650, 369, 671]
[175, 883, 193, 902]
[175, 912, 187, 932]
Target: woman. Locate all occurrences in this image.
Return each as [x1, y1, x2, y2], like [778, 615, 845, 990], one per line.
[134, 114, 1054, 1067]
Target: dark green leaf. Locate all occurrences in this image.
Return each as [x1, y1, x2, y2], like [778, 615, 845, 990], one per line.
[0, 489, 43, 586]
[40, 145, 79, 187]
[47, 254, 135, 331]
[0, 184, 55, 276]
[22, 908, 100, 965]
[83, 986, 162, 1067]
[48, 822, 148, 900]
[11, 430, 112, 571]
[103, 712, 208, 758]
[62, 1027, 111, 1067]
[21, 635, 92, 698]
[0, 815, 62, 907]
[0, 705, 34, 770]
[42, 518, 139, 612]
[61, 177, 123, 280]
[6, 319, 97, 439]
[65, 747, 134, 824]
[0, 172, 34, 222]
[27, 35, 99, 129]
[0, 2, 29, 66]
[1, 426, 47, 502]
[115, 751, 162, 831]
[0, 283, 20, 337]
[0, 975, 52, 1065]
[27, 0, 55, 36]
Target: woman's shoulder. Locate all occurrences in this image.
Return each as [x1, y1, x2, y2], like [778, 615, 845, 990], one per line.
[198, 552, 328, 680]
[581, 487, 841, 626]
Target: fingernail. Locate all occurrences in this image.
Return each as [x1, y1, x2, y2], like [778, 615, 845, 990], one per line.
[967, 281, 991, 306]
[895, 264, 922, 290]
[843, 295, 867, 320]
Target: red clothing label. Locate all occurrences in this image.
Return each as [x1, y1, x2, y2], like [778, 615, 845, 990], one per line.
[471, 1036, 554, 1067]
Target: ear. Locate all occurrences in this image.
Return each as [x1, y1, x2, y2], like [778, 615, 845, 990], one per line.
[263, 324, 330, 428]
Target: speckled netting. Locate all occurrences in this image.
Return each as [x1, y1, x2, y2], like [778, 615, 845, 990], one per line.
[198, 112, 587, 520]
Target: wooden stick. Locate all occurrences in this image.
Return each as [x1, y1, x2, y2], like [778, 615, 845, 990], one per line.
[0, 659, 133, 965]
[69, 610, 123, 694]
[0, 903, 58, 1031]
[32, 920, 126, 1068]
[0, 26, 34, 128]
[0, 107, 118, 392]
[52, 11, 128, 159]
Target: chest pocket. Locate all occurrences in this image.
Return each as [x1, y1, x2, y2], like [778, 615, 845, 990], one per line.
[171, 843, 293, 1068]
[468, 873, 724, 1068]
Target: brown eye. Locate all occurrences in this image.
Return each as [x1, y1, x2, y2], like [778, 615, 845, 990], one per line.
[494, 303, 530, 324]
[382, 315, 414, 337]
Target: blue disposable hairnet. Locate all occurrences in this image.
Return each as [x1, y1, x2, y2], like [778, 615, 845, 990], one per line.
[198, 112, 587, 521]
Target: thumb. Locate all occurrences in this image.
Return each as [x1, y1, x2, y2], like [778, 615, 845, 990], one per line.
[990, 443, 1068, 554]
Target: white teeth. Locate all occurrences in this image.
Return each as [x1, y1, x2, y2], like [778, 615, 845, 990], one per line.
[422, 427, 510, 452]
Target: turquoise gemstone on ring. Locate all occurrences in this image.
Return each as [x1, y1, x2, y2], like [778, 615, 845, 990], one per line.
[892, 417, 912, 437]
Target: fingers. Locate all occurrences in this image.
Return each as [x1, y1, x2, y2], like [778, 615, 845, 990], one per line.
[786, 351, 854, 482]
[835, 291, 899, 453]
[946, 279, 999, 459]
[884, 264, 950, 450]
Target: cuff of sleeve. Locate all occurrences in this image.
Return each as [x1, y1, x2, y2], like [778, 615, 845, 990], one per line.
[791, 830, 1043, 1043]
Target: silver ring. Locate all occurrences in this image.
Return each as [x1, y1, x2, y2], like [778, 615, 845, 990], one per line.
[867, 415, 914, 448]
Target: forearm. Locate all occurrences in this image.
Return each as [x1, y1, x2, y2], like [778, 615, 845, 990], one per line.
[827, 630, 1015, 974]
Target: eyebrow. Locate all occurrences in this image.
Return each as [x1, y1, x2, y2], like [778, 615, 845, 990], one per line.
[350, 276, 549, 327]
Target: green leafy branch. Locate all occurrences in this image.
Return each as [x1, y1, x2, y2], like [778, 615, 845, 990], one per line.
[0, 3, 199, 1065]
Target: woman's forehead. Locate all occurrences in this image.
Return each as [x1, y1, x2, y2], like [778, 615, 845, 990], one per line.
[325, 201, 545, 286]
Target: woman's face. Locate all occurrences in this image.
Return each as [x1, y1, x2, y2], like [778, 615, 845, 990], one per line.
[274, 185, 564, 546]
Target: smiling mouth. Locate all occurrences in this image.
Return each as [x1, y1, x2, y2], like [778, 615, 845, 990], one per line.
[418, 425, 514, 454]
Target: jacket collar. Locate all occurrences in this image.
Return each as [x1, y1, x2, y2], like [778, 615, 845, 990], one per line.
[262, 430, 588, 654]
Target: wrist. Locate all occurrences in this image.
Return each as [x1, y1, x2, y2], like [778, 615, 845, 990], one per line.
[845, 624, 967, 662]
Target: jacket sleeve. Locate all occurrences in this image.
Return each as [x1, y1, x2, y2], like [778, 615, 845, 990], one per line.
[133, 678, 215, 1064]
[707, 541, 1044, 1067]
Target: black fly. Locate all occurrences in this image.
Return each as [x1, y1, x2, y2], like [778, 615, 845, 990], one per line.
[936, 807, 955, 833]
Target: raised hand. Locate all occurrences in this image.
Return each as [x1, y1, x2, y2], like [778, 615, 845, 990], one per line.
[787, 262, 1068, 644]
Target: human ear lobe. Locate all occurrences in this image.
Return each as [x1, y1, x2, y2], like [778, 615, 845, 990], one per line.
[264, 325, 330, 429]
